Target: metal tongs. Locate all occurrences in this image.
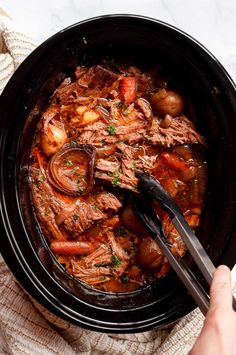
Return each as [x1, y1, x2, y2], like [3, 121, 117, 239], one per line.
[134, 171, 236, 315]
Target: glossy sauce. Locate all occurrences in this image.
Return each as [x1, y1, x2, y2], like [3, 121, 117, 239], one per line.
[30, 63, 207, 292]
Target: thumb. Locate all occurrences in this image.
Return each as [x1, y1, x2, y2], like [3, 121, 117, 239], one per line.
[210, 265, 232, 310]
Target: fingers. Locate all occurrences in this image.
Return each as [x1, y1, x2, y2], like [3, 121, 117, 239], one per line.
[210, 265, 232, 310]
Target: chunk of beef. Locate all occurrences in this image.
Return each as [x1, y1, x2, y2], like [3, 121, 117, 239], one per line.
[145, 115, 205, 147]
[31, 167, 71, 241]
[62, 202, 105, 237]
[53, 81, 86, 105]
[87, 65, 119, 89]
[95, 170, 138, 191]
[136, 98, 153, 120]
[96, 159, 120, 174]
[115, 122, 146, 135]
[95, 192, 122, 212]
[76, 121, 119, 146]
[59, 190, 122, 237]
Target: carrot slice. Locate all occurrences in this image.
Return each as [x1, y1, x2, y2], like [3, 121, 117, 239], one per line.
[51, 241, 95, 255]
[120, 77, 136, 104]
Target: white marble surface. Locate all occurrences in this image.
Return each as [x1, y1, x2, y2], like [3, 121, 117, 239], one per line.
[2, 0, 236, 83]
[2, 0, 236, 279]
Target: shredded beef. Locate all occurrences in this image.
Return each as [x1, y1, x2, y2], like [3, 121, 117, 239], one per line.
[96, 159, 120, 173]
[145, 115, 205, 147]
[95, 192, 122, 211]
[62, 202, 105, 237]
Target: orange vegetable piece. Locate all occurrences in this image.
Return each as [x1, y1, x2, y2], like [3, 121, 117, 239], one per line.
[120, 77, 136, 104]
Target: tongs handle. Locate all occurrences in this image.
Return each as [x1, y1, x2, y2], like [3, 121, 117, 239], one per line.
[133, 195, 210, 315]
[136, 171, 215, 286]
[136, 171, 236, 312]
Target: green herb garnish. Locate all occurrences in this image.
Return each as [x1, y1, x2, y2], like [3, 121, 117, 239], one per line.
[122, 111, 129, 117]
[64, 158, 73, 166]
[107, 125, 116, 135]
[77, 186, 84, 193]
[72, 214, 78, 221]
[99, 276, 106, 281]
[112, 175, 120, 187]
[116, 101, 123, 108]
[76, 178, 84, 193]
[70, 139, 77, 146]
[108, 171, 121, 187]
[111, 254, 121, 267]
[44, 209, 50, 217]
[115, 226, 126, 236]
[95, 262, 108, 267]
[121, 275, 129, 283]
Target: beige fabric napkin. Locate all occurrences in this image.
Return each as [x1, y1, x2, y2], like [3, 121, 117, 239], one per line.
[0, 11, 205, 354]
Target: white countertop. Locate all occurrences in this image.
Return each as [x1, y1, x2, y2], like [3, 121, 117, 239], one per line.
[2, 0, 236, 279]
[2, 0, 236, 83]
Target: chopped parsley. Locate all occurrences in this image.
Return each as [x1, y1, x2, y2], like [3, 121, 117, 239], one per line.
[99, 276, 107, 281]
[72, 214, 78, 222]
[108, 171, 121, 187]
[112, 175, 120, 187]
[121, 275, 129, 283]
[44, 209, 50, 217]
[106, 125, 116, 135]
[70, 139, 77, 146]
[73, 166, 79, 174]
[77, 186, 84, 193]
[64, 158, 73, 166]
[95, 262, 108, 267]
[111, 254, 121, 267]
[115, 226, 126, 236]
[92, 204, 97, 209]
[101, 140, 107, 145]
[122, 111, 129, 117]
[116, 101, 123, 108]
[76, 178, 84, 193]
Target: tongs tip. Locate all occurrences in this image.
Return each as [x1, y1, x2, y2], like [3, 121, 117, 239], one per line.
[135, 171, 179, 218]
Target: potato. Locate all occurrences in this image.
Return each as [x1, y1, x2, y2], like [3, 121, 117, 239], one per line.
[121, 206, 148, 236]
[137, 236, 164, 270]
[41, 123, 67, 156]
[76, 105, 87, 115]
[80, 109, 100, 126]
[151, 88, 185, 117]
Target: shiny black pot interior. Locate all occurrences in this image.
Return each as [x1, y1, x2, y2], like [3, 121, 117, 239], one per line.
[1, 15, 236, 333]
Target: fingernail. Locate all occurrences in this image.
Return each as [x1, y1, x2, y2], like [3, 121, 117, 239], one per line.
[217, 265, 230, 272]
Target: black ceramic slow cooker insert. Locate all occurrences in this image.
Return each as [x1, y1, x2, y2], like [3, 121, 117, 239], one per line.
[1, 15, 236, 333]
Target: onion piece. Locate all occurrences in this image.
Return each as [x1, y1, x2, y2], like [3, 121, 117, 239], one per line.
[136, 98, 153, 121]
[47, 143, 96, 196]
[96, 105, 110, 122]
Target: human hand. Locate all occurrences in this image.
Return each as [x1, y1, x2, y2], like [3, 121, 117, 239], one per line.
[189, 265, 236, 355]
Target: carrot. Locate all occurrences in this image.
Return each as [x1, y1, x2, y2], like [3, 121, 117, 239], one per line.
[101, 216, 120, 228]
[161, 152, 188, 171]
[50, 241, 95, 255]
[161, 152, 197, 181]
[33, 147, 47, 176]
[120, 77, 136, 104]
[103, 279, 139, 292]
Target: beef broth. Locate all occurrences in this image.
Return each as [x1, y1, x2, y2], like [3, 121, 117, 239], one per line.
[30, 63, 207, 292]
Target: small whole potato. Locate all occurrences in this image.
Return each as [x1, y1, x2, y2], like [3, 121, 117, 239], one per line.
[137, 236, 164, 270]
[41, 123, 67, 156]
[121, 206, 149, 236]
[151, 88, 185, 117]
